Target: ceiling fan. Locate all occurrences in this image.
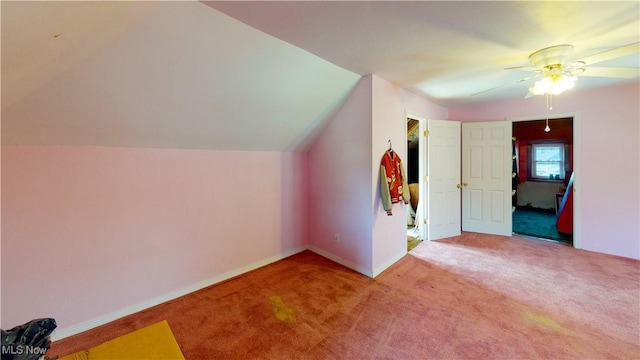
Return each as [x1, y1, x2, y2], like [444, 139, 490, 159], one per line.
[475, 42, 640, 97]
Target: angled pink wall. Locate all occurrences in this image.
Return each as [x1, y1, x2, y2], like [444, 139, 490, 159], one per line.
[371, 76, 448, 275]
[1, 146, 308, 334]
[308, 76, 374, 275]
[449, 82, 639, 260]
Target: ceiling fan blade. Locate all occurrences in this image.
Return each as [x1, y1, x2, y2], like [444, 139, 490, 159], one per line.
[581, 67, 639, 78]
[470, 75, 538, 97]
[574, 42, 640, 66]
[504, 66, 539, 72]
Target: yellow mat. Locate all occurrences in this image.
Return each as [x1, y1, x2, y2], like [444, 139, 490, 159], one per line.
[59, 320, 184, 360]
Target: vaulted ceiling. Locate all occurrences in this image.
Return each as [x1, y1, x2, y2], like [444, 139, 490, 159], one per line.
[1, 1, 360, 151]
[2, 1, 638, 151]
[207, 1, 639, 105]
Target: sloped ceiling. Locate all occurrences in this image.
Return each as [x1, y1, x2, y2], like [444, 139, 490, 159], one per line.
[2, 1, 639, 151]
[1, 1, 360, 151]
[207, 1, 639, 107]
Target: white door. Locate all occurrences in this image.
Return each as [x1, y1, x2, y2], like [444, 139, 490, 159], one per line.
[427, 120, 461, 240]
[461, 121, 512, 236]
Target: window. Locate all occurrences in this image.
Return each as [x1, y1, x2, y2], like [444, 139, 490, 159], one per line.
[531, 143, 565, 180]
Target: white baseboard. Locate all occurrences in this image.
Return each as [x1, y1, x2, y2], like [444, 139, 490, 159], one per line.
[307, 245, 373, 278]
[51, 245, 308, 341]
[372, 249, 406, 278]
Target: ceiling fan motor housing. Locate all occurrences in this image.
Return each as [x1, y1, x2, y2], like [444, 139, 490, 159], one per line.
[528, 44, 574, 68]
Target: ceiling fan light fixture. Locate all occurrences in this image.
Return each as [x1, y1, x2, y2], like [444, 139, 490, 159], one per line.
[568, 67, 586, 76]
[568, 60, 586, 68]
[528, 44, 574, 68]
[528, 74, 576, 95]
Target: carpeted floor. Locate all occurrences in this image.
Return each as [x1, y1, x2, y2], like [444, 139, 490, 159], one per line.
[49, 232, 639, 359]
[57, 320, 184, 360]
[513, 206, 572, 244]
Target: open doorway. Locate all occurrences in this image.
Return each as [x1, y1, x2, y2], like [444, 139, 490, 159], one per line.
[406, 118, 422, 251]
[512, 117, 573, 245]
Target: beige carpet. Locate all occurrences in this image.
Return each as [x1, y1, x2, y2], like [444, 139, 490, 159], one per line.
[407, 226, 423, 251]
[407, 235, 423, 251]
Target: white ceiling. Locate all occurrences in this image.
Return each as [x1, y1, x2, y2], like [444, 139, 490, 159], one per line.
[207, 1, 640, 106]
[1, 1, 360, 151]
[2, 1, 638, 151]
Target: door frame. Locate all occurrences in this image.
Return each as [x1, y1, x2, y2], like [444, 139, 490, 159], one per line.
[508, 112, 581, 249]
[406, 113, 428, 241]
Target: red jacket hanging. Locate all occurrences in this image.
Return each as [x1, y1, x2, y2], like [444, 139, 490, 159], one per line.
[380, 149, 410, 216]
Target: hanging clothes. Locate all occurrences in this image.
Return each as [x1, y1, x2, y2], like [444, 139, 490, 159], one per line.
[380, 149, 410, 216]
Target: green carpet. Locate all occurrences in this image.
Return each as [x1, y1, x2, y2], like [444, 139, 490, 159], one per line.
[513, 206, 572, 245]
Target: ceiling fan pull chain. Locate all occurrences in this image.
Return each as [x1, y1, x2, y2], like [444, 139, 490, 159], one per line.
[544, 94, 551, 133]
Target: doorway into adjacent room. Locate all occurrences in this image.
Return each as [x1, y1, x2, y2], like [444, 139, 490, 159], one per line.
[511, 117, 574, 246]
[406, 118, 422, 251]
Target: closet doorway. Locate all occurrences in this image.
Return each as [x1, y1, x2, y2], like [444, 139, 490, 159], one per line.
[406, 118, 422, 251]
[511, 116, 574, 246]
[406, 116, 461, 248]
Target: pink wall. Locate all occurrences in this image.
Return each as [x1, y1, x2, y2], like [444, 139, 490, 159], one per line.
[450, 82, 640, 260]
[371, 76, 448, 274]
[308, 76, 374, 274]
[1, 146, 308, 333]
[307, 75, 449, 277]
[5, 80, 635, 340]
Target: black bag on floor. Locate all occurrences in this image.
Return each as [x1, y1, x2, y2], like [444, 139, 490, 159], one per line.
[1, 318, 57, 360]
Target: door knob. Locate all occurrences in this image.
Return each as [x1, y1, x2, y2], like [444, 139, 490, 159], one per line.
[463, 182, 468, 187]
[456, 184, 461, 189]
